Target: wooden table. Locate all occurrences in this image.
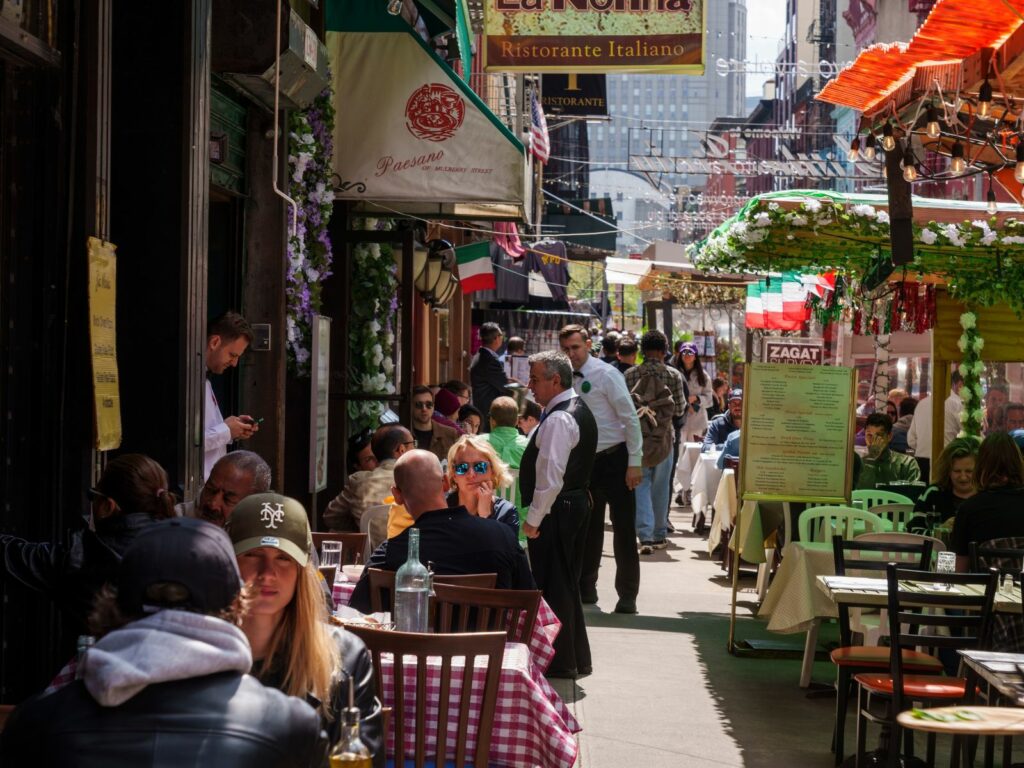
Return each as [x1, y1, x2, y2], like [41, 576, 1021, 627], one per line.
[817, 575, 1021, 613]
[959, 651, 1024, 704]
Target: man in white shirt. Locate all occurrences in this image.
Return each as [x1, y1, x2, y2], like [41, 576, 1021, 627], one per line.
[944, 371, 964, 444]
[520, 351, 598, 678]
[204, 312, 258, 480]
[906, 394, 932, 482]
[559, 324, 644, 615]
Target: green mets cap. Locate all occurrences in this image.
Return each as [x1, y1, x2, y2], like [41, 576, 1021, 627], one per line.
[225, 492, 312, 567]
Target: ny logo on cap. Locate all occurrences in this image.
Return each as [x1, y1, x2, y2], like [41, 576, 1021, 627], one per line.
[260, 502, 285, 530]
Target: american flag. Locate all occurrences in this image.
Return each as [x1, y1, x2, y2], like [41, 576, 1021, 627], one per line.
[530, 91, 550, 164]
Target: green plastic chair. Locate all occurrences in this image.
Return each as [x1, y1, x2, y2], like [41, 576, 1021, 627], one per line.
[850, 489, 914, 510]
[798, 505, 889, 544]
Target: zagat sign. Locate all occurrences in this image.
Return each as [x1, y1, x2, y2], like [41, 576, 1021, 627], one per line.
[763, 340, 823, 366]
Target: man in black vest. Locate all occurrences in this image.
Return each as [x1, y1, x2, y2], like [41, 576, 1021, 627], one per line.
[521, 351, 598, 679]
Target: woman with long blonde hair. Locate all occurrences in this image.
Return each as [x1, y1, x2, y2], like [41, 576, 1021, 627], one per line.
[226, 492, 382, 765]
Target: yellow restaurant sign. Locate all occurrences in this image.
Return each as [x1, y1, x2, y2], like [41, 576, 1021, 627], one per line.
[483, 0, 705, 74]
[88, 237, 122, 450]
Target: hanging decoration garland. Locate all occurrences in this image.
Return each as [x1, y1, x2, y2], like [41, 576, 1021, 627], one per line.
[956, 311, 985, 438]
[285, 82, 336, 376]
[347, 218, 398, 433]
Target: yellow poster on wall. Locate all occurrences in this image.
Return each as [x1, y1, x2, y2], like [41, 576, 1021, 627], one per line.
[483, 0, 706, 74]
[88, 237, 122, 451]
[739, 363, 856, 503]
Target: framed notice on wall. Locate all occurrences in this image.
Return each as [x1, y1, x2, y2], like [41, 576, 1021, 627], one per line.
[88, 237, 122, 451]
[738, 363, 856, 504]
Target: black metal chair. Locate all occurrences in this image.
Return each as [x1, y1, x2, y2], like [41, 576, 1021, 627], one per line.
[854, 564, 998, 768]
[829, 535, 937, 765]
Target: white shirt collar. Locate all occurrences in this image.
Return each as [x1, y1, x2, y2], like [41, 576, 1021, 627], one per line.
[543, 388, 576, 414]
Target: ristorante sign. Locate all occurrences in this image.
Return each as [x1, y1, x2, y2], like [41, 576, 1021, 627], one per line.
[483, 0, 705, 74]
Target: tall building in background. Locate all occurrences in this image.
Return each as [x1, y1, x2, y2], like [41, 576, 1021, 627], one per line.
[587, 0, 748, 245]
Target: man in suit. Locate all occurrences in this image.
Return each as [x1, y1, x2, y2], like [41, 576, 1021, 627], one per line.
[470, 322, 511, 431]
[521, 350, 598, 679]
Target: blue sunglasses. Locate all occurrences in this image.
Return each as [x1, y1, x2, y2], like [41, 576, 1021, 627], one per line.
[453, 460, 489, 476]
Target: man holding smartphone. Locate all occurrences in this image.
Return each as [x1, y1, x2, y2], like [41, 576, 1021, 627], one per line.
[204, 312, 259, 480]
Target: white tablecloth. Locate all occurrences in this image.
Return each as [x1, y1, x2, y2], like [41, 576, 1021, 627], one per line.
[706, 470, 737, 556]
[690, 452, 723, 517]
[674, 442, 703, 494]
[757, 541, 836, 633]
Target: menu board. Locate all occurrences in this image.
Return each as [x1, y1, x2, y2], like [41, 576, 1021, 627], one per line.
[87, 237, 122, 451]
[739, 363, 856, 503]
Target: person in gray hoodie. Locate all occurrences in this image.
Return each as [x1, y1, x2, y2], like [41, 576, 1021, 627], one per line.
[1, 517, 327, 768]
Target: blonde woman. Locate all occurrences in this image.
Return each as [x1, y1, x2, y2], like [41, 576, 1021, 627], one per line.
[445, 435, 520, 536]
[226, 493, 382, 765]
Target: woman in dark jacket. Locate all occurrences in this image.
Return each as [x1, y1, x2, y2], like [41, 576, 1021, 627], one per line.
[951, 432, 1024, 566]
[226, 493, 383, 765]
[909, 437, 979, 533]
[0, 453, 174, 641]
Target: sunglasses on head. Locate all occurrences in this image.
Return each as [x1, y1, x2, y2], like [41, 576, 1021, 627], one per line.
[453, 460, 489, 476]
[414, 401, 434, 410]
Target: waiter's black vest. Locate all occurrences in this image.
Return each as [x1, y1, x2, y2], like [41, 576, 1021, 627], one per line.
[520, 395, 598, 506]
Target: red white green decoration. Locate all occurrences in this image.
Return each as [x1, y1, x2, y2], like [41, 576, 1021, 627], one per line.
[745, 271, 811, 331]
[456, 242, 496, 294]
[957, 311, 985, 438]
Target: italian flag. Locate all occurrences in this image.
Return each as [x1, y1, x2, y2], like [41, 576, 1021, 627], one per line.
[746, 271, 811, 331]
[456, 242, 496, 294]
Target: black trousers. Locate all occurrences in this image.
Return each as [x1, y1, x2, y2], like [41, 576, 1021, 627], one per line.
[579, 443, 640, 602]
[528, 491, 592, 676]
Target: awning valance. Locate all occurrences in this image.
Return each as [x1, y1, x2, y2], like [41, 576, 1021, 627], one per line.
[327, 0, 527, 220]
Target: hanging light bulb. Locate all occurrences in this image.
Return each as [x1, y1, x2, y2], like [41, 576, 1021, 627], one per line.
[987, 175, 999, 216]
[863, 133, 877, 161]
[902, 158, 918, 182]
[387, 0, 404, 14]
[978, 78, 993, 118]
[881, 123, 896, 152]
[1015, 140, 1024, 184]
[847, 136, 861, 162]
[926, 106, 941, 139]
[950, 139, 967, 175]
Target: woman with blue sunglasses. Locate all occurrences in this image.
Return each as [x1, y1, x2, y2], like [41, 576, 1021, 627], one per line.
[445, 435, 520, 536]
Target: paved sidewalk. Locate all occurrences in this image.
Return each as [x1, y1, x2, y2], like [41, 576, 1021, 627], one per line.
[548, 504, 841, 768]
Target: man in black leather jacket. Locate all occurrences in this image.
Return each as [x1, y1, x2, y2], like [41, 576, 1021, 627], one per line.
[1, 518, 327, 767]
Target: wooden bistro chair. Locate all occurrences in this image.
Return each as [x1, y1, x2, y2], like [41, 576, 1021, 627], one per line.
[432, 583, 542, 642]
[828, 535, 938, 765]
[365, 568, 497, 614]
[854, 564, 998, 768]
[345, 625, 506, 768]
[311, 532, 368, 565]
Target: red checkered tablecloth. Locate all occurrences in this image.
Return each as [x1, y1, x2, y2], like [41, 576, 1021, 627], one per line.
[332, 579, 562, 673]
[380, 642, 579, 768]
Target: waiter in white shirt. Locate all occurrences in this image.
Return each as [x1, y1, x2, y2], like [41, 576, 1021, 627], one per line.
[520, 350, 598, 678]
[204, 312, 259, 480]
[559, 324, 643, 615]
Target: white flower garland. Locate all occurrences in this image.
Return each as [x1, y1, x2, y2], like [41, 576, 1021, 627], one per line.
[956, 311, 985, 437]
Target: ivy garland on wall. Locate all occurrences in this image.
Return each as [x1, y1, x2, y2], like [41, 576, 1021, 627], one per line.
[956, 312, 985, 438]
[347, 218, 399, 433]
[285, 83, 336, 376]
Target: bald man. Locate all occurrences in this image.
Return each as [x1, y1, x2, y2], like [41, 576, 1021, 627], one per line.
[348, 450, 534, 612]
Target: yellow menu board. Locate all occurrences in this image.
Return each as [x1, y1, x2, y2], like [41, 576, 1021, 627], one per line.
[88, 237, 122, 450]
[738, 363, 855, 503]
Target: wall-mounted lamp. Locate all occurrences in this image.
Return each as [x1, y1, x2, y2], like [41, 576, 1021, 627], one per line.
[415, 239, 459, 307]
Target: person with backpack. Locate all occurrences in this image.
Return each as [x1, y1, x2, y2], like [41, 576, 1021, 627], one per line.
[624, 330, 685, 554]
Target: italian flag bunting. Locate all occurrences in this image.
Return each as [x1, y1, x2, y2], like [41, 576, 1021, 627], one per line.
[456, 242, 496, 294]
[746, 271, 811, 331]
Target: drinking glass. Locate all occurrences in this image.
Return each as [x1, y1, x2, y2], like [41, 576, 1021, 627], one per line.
[321, 541, 342, 569]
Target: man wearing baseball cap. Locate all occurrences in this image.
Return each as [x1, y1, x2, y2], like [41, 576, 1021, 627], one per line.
[704, 389, 743, 451]
[1, 518, 327, 767]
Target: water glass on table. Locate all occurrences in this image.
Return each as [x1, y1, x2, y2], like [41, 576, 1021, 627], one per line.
[320, 540, 342, 586]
